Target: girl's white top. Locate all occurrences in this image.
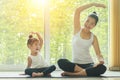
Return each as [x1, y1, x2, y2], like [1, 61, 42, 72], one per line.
[29, 53, 48, 68]
[72, 28, 94, 64]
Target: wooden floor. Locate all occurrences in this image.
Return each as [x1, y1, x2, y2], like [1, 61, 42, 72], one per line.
[0, 70, 120, 80]
[0, 77, 119, 80]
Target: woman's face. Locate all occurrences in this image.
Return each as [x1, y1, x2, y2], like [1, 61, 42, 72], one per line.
[84, 17, 96, 30]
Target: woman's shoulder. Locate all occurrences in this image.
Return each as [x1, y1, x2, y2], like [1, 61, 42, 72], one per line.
[92, 34, 99, 43]
[92, 34, 97, 39]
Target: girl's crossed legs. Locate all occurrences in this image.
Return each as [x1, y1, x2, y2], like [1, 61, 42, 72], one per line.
[25, 65, 56, 77]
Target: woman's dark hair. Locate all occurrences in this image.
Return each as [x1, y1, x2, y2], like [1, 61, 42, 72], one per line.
[27, 35, 39, 46]
[88, 11, 99, 25]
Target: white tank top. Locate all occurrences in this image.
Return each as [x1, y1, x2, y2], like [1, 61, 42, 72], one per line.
[29, 53, 48, 68]
[72, 28, 94, 64]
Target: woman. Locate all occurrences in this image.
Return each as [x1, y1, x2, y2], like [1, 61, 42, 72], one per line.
[57, 3, 107, 76]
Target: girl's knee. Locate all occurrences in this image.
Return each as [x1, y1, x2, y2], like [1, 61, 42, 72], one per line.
[50, 65, 56, 71]
[25, 68, 30, 74]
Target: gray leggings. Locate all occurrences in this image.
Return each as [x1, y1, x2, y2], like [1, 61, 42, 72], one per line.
[57, 59, 106, 76]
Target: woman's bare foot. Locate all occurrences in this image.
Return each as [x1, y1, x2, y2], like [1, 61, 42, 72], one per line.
[61, 70, 87, 76]
[74, 65, 84, 72]
[79, 69, 87, 76]
[32, 72, 44, 77]
[61, 71, 80, 76]
[61, 72, 68, 76]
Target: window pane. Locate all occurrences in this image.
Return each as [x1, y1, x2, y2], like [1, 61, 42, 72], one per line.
[50, 0, 108, 65]
[0, 0, 44, 68]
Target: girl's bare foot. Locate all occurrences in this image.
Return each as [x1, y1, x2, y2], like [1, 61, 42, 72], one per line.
[32, 72, 44, 77]
[47, 73, 51, 76]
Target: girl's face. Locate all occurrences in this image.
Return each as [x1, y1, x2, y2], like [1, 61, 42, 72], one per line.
[29, 41, 40, 53]
[84, 17, 96, 30]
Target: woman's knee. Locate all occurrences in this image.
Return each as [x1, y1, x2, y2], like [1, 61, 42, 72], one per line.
[57, 59, 75, 72]
[57, 59, 67, 67]
[95, 64, 107, 74]
[99, 64, 107, 74]
[86, 64, 107, 76]
[57, 59, 71, 70]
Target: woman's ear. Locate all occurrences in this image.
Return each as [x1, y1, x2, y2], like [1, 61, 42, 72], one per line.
[27, 44, 31, 48]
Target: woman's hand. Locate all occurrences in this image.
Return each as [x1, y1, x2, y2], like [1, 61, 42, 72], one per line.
[92, 3, 106, 8]
[99, 60, 104, 64]
[94, 60, 104, 67]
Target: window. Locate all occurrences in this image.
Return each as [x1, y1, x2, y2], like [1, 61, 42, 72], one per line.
[0, 0, 44, 71]
[0, 0, 108, 71]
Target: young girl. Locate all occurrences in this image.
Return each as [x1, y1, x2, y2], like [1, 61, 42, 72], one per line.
[25, 32, 56, 77]
[58, 3, 107, 76]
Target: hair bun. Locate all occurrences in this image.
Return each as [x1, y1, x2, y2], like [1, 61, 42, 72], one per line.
[29, 35, 33, 39]
[93, 11, 97, 15]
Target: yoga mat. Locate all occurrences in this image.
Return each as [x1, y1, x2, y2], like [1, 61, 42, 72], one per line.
[0, 71, 120, 78]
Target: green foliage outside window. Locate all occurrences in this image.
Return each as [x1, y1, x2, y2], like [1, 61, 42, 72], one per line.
[0, 0, 108, 67]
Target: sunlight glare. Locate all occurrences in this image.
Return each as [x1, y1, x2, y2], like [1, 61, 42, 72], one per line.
[31, 0, 45, 7]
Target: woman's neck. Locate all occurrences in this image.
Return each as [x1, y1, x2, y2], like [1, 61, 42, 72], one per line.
[83, 27, 90, 34]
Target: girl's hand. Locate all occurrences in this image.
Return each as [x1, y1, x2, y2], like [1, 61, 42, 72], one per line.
[93, 3, 106, 8]
[30, 32, 40, 35]
[30, 32, 37, 35]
